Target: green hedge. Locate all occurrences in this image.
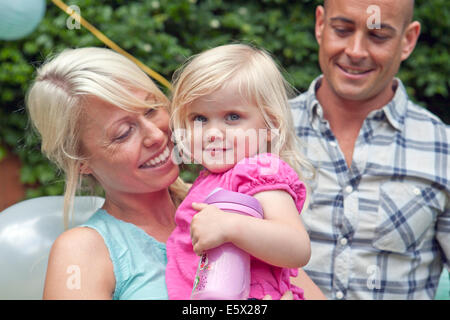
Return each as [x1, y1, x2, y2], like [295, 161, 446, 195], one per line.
[0, 0, 448, 198]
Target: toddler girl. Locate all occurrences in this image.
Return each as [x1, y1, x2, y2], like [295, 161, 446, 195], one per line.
[166, 44, 312, 300]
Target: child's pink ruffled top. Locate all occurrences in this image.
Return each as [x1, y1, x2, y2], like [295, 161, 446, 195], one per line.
[166, 153, 307, 300]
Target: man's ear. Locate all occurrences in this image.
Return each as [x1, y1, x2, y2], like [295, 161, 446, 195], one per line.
[315, 6, 326, 46]
[401, 21, 421, 61]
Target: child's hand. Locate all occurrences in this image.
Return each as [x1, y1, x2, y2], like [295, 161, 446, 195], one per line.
[190, 203, 233, 255]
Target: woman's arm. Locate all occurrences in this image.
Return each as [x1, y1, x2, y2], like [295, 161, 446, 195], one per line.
[43, 227, 115, 299]
[190, 189, 311, 268]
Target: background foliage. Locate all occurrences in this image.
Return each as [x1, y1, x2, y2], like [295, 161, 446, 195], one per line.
[0, 0, 448, 199]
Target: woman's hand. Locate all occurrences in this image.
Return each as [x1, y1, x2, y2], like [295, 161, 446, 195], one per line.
[190, 202, 234, 255]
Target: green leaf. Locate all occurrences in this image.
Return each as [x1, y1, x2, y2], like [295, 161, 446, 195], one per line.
[0, 145, 7, 162]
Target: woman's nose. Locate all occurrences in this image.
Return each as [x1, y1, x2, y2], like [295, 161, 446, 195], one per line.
[142, 121, 165, 148]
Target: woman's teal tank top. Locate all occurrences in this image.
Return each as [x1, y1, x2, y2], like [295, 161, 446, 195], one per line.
[81, 209, 168, 300]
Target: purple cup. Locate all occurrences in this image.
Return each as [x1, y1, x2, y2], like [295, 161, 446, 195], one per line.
[191, 188, 263, 300]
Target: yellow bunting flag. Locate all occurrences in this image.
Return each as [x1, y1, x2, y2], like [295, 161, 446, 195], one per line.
[50, 0, 172, 90]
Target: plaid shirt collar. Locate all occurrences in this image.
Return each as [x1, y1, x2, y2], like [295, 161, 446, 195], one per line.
[304, 75, 409, 132]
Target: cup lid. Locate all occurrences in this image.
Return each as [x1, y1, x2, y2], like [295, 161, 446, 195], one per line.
[204, 188, 263, 216]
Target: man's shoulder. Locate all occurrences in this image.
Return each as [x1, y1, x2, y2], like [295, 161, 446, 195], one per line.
[289, 91, 312, 129]
[290, 76, 322, 111]
[405, 99, 445, 124]
[403, 99, 449, 140]
[290, 90, 310, 110]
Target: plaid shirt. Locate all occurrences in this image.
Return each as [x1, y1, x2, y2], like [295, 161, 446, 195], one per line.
[291, 76, 450, 300]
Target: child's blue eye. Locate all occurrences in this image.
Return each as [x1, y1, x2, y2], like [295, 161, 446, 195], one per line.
[226, 113, 240, 121]
[193, 115, 207, 123]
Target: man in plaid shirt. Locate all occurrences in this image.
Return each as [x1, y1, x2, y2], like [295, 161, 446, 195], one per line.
[291, 0, 449, 299]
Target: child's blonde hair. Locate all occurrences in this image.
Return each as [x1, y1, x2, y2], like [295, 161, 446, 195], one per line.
[170, 43, 313, 186]
[26, 47, 189, 228]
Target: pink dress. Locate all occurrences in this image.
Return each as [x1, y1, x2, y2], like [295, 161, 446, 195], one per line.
[165, 153, 307, 300]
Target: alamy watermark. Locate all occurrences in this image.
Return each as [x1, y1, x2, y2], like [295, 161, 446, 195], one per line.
[66, 5, 81, 30]
[366, 265, 381, 290]
[367, 5, 381, 29]
[66, 264, 81, 290]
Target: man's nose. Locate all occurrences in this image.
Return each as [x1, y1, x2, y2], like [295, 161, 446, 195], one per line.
[344, 32, 369, 62]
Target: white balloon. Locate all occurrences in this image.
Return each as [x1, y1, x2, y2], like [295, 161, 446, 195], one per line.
[0, 196, 104, 299]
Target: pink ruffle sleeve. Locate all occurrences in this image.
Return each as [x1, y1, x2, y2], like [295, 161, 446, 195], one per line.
[229, 153, 307, 300]
[230, 153, 307, 214]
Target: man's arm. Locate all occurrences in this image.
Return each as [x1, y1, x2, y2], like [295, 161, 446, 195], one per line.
[291, 268, 327, 300]
[436, 203, 450, 272]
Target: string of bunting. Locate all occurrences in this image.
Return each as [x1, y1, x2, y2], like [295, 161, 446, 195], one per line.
[50, 0, 172, 90]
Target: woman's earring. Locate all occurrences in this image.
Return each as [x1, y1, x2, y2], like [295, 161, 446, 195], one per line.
[79, 162, 92, 175]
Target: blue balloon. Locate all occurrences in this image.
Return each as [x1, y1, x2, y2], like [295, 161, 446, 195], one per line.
[0, 0, 46, 40]
[435, 270, 450, 300]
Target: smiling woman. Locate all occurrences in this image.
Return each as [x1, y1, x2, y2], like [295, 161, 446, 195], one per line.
[77, 93, 179, 199]
[25, 47, 189, 299]
[27, 48, 187, 227]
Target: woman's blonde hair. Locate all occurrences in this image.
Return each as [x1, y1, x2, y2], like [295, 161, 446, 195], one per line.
[26, 47, 189, 228]
[170, 43, 313, 191]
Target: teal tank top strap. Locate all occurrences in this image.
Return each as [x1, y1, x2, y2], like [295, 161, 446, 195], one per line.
[80, 209, 168, 300]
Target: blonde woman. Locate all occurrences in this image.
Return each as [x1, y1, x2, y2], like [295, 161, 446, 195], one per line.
[166, 44, 314, 300]
[26, 47, 189, 299]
